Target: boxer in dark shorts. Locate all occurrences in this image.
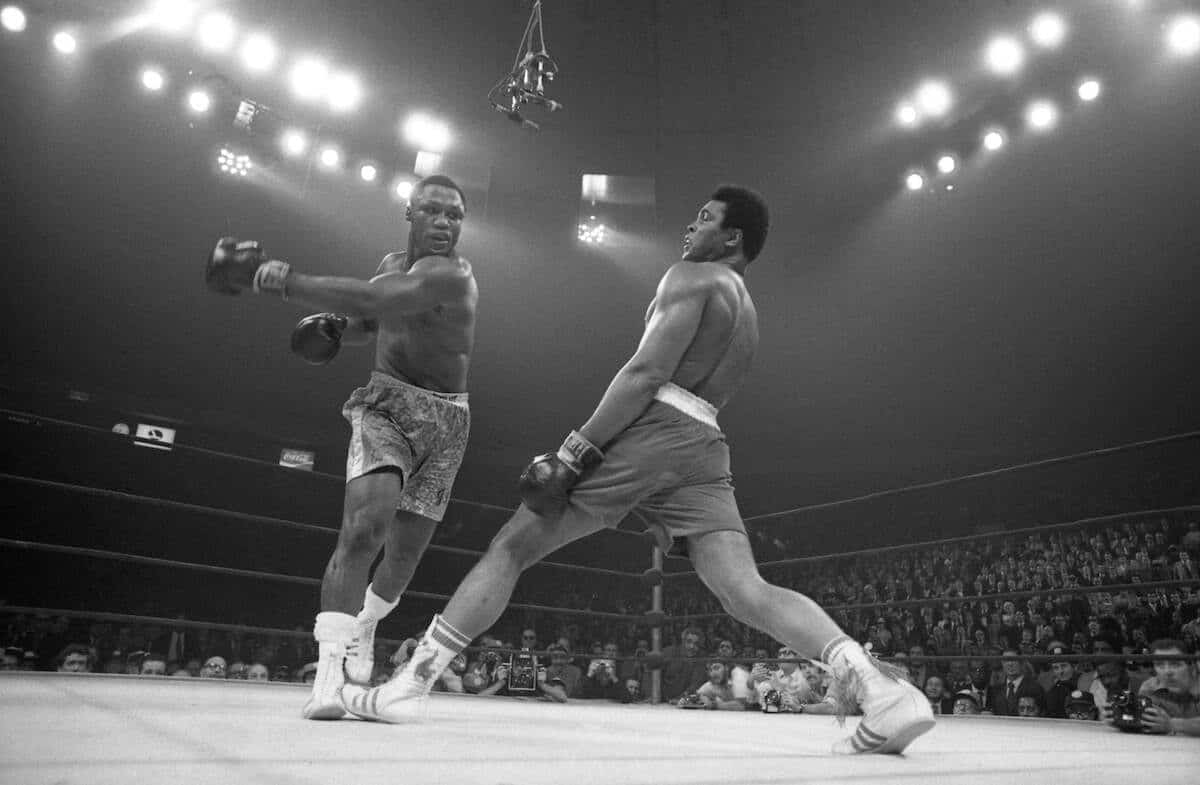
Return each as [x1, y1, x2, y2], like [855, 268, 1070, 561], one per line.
[344, 185, 934, 755]
[204, 174, 477, 720]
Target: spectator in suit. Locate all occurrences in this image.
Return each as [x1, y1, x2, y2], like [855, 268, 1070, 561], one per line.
[1043, 645, 1081, 718]
[989, 649, 1045, 716]
[923, 675, 954, 715]
[659, 627, 708, 702]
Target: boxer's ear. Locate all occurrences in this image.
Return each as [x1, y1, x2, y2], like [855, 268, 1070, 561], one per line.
[725, 228, 742, 249]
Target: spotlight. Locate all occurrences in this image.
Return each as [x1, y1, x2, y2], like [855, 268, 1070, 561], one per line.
[1077, 78, 1101, 102]
[1026, 99, 1058, 131]
[905, 171, 925, 192]
[150, 0, 195, 33]
[52, 31, 77, 54]
[578, 217, 608, 244]
[327, 71, 362, 113]
[1166, 15, 1200, 58]
[982, 128, 1006, 151]
[402, 113, 451, 153]
[318, 146, 341, 169]
[915, 80, 952, 118]
[196, 12, 235, 52]
[359, 163, 378, 182]
[141, 68, 165, 91]
[187, 89, 211, 113]
[1029, 12, 1067, 49]
[217, 147, 252, 177]
[280, 129, 308, 157]
[240, 33, 278, 72]
[936, 154, 957, 174]
[985, 36, 1025, 75]
[894, 102, 919, 128]
[1, 6, 27, 33]
[394, 179, 414, 201]
[290, 57, 329, 101]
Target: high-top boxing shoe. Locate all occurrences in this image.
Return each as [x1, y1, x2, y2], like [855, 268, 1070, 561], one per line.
[302, 612, 355, 720]
[342, 614, 470, 724]
[822, 636, 935, 754]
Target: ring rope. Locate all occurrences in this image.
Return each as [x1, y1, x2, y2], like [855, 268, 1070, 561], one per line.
[0, 538, 642, 620]
[0, 472, 642, 579]
[5, 607, 1195, 666]
[667, 577, 1200, 621]
[743, 427, 1200, 522]
[663, 505, 1200, 579]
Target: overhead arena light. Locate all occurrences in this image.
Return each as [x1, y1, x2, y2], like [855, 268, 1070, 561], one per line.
[280, 128, 308, 157]
[52, 30, 78, 54]
[936, 154, 958, 175]
[187, 89, 211, 113]
[359, 163, 378, 182]
[894, 101, 919, 128]
[141, 68, 165, 91]
[1166, 15, 1200, 58]
[985, 35, 1025, 76]
[982, 128, 1006, 151]
[196, 11, 235, 53]
[1026, 99, 1058, 131]
[578, 216, 607, 244]
[318, 146, 341, 169]
[1, 5, 27, 33]
[1029, 11, 1067, 49]
[914, 80, 953, 118]
[149, 0, 195, 33]
[240, 33, 278, 73]
[217, 147, 252, 177]
[402, 113, 451, 153]
[393, 179, 414, 201]
[290, 57, 330, 101]
[1077, 78, 1102, 102]
[904, 171, 926, 192]
[327, 71, 362, 112]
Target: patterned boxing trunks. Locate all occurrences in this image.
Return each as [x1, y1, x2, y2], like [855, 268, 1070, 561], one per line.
[342, 372, 469, 521]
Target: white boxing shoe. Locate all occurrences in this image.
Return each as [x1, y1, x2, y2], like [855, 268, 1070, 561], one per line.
[832, 677, 934, 755]
[344, 617, 378, 685]
[302, 650, 348, 720]
[342, 646, 442, 724]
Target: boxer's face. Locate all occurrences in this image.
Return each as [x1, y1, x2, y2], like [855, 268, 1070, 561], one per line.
[682, 200, 738, 262]
[406, 184, 465, 259]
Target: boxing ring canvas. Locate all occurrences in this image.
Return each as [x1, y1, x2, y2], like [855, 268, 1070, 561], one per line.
[1, 673, 1194, 785]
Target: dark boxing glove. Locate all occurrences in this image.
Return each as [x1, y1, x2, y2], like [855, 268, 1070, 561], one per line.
[518, 430, 603, 517]
[205, 237, 290, 296]
[291, 313, 349, 365]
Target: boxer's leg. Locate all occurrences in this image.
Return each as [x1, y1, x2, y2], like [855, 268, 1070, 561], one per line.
[345, 510, 437, 683]
[690, 530, 934, 754]
[305, 469, 404, 719]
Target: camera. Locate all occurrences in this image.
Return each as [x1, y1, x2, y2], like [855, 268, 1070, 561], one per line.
[506, 649, 538, 694]
[1109, 689, 1153, 733]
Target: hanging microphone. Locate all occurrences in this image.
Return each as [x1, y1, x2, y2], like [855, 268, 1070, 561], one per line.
[494, 103, 540, 131]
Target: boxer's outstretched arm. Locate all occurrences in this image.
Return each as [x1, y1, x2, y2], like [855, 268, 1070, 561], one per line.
[578, 264, 708, 448]
[284, 264, 471, 319]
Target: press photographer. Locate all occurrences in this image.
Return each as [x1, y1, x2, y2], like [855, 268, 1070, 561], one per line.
[1106, 638, 1200, 736]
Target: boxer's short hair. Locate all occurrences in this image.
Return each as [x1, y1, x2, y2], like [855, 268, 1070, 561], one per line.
[711, 184, 769, 261]
[414, 174, 466, 209]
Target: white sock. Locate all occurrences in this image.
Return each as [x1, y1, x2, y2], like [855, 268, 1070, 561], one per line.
[821, 635, 883, 685]
[358, 584, 400, 623]
[402, 614, 471, 686]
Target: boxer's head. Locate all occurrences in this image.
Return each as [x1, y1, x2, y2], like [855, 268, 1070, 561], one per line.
[683, 185, 769, 264]
[406, 174, 466, 260]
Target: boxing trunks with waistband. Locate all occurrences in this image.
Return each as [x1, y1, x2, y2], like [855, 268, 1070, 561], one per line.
[342, 372, 469, 522]
[554, 382, 746, 550]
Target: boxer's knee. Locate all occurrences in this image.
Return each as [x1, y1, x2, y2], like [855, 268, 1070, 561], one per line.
[488, 517, 548, 572]
[338, 501, 393, 557]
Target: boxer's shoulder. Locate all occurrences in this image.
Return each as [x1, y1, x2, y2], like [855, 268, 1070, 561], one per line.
[659, 261, 739, 302]
[377, 251, 408, 274]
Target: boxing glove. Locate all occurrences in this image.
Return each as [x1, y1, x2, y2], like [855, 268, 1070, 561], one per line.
[291, 313, 348, 365]
[205, 237, 290, 296]
[518, 430, 603, 517]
